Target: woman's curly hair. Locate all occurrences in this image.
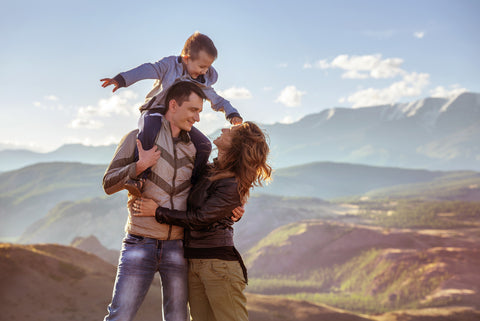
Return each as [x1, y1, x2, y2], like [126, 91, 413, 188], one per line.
[210, 121, 272, 203]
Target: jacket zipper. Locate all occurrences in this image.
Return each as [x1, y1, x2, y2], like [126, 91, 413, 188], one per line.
[167, 136, 178, 241]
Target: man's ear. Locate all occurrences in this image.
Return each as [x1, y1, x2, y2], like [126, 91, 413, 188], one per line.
[169, 99, 178, 112]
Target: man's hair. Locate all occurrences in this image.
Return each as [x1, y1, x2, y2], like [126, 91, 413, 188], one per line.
[181, 32, 218, 60]
[164, 81, 206, 114]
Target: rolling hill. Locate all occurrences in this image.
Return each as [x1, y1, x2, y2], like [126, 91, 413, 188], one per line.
[245, 220, 480, 314]
[0, 243, 162, 321]
[8, 161, 480, 250]
[2, 242, 479, 321]
[0, 243, 378, 321]
[262, 161, 480, 199]
[0, 162, 106, 239]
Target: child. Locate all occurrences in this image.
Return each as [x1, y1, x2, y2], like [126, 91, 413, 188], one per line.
[101, 32, 242, 196]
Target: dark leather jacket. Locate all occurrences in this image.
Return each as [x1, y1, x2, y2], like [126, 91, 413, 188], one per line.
[155, 168, 241, 248]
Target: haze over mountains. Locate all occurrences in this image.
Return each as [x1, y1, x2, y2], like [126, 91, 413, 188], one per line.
[1, 92, 479, 172]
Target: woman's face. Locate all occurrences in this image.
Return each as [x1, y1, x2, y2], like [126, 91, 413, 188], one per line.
[213, 126, 237, 151]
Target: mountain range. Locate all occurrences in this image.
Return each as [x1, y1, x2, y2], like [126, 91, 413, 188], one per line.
[1, 92, 479, 172]
[262, 92, 480, 170]
[4, 161, 479, 245]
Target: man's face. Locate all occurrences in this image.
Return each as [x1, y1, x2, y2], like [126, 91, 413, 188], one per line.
[171, 92, 203, 133]
[183, 50, 215, 79]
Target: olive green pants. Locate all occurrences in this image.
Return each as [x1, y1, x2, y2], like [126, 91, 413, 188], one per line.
[188, 258, 248, 321]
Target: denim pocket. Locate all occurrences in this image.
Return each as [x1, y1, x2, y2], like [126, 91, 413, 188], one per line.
[123, 233, 146, 245]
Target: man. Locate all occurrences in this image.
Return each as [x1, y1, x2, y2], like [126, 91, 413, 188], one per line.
[102, 81, 206, 321]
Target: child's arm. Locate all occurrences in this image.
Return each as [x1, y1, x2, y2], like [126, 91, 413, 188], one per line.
[203, 87, 243, 125]
[100, 57, 172, 91]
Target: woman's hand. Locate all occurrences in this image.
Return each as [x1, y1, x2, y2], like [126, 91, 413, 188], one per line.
[231, 205, 245, 222]
[132, 197, 158, 217]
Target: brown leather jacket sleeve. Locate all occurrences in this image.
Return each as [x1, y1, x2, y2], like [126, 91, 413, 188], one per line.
[155, 177, 241, 230]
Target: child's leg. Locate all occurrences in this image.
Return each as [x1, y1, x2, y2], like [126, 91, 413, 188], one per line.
[136, 110, 164, 179]
[189, 126, 212, 184]
[124, 110, 163, 197]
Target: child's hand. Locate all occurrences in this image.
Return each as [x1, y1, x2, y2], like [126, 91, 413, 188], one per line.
[100, 78, 120, 92]
[230, 116, 243, 125]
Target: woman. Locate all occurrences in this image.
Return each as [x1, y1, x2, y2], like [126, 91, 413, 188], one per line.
[133, 121, 272, 321]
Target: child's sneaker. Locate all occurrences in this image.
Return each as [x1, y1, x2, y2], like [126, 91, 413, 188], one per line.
[124, 178, 144, 197]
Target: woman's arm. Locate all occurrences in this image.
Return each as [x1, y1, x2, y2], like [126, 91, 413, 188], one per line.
[134, 179, 241, 230]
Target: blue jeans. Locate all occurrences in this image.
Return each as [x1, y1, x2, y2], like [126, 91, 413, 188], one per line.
[104, 234, 188, 321]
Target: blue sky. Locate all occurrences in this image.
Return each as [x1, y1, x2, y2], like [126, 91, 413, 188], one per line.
[1, 0, 479, 152]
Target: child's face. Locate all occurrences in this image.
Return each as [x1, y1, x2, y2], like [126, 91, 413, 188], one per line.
[183, 50, 215, 79]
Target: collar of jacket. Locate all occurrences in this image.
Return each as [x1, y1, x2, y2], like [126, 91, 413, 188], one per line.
[177, 56, 206, 84]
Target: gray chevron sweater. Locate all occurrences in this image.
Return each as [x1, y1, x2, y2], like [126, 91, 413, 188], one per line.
[103, 117, 196, 240]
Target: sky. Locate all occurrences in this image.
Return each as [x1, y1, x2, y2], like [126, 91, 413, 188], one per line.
[1, 0, 479, 152]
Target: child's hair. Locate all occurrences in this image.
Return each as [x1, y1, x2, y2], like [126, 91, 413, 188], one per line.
[210, 122, 273, 203]
[164, 81, 206, 114]
[181, 32, 218, 60]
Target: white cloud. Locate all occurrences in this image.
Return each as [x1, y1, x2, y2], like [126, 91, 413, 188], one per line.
[263, 86, 273, 91]
[277, 63, 288, 68]
[44, 95, 59, 101]
[413, 31, 425, 39]
[306, 54, 405, 79]
[217, 87, 252, 100]
[304, 59, 330, 69]
[332, 54, 404, 79]
[275, 86, 306, 107]
[70, 90, 140, 129]
[341, 70, 370, 79]
[430, 85, 467, 98]
[69, 118, 104, 129]
[33, 94, 65, 110]
[344, 72, 430, 107]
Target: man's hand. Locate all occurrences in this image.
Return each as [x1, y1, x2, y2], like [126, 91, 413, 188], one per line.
[135, 140, 161, 176]
[231, 205, 245, 222]
[100, 78, 120, 92]
[230, 116, 243, 125]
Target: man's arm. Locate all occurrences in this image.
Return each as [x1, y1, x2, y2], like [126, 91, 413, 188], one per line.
[103, 131, 161, 195]
[102, 130, 138, 195]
